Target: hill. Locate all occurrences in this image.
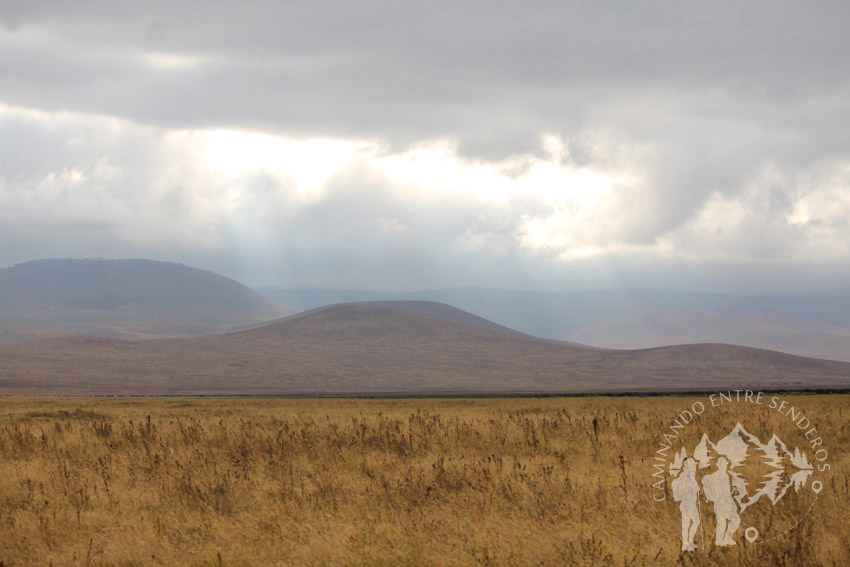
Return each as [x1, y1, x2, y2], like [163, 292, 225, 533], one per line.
[258, 287, 850, 361]
[234, 300, 593, 347]
[0, 304, 847, 395]
[0, 259, 292, 340]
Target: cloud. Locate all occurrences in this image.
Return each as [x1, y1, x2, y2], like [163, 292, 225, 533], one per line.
[3, 102, 850, 292]
[0, 106, 225, 252]
[3, 1, 849, 152]
[1, 1, 850, 291]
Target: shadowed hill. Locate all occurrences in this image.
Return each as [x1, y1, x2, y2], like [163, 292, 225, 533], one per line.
[0, 259, 292, 340]
[0, 304, 847, 395]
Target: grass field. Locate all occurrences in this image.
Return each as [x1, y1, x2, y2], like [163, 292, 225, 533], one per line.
[0, 395, 847, 566]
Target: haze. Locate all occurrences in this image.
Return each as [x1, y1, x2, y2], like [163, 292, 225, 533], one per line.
[2, 1, 849, 292]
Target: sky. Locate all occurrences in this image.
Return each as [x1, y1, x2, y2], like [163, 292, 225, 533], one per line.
[1, 1, 849, 292]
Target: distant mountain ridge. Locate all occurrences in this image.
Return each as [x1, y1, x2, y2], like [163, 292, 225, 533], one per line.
[258, 287, 850, 361]
[0, 259, 293, 340]
[0, 303, 847, 395]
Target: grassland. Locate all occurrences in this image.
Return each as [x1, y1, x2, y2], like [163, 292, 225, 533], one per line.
[0, 396, 847, 566]
[4, 306, 850, 396]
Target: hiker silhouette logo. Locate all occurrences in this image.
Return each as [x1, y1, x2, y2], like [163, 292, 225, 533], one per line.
[651, 392, 830, 552]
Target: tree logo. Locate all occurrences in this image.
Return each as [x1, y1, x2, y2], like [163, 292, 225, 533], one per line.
[651, 391, 829, 552]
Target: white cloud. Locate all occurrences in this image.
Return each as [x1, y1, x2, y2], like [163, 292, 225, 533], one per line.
[140, 52, 205, 71]
[4, 99, 850, 290]
[658, 160, 850, 262]
[0, 105, 225, 249]
[787, 163, 850, 257]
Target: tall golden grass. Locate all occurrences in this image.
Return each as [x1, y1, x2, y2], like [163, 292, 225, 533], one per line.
[0, 396, 846, 566]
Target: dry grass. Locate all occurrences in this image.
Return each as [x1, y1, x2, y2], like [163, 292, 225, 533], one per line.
[0, 395, 847, 566]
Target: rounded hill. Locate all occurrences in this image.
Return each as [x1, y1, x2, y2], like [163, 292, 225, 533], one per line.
[0, 258, 292, 340]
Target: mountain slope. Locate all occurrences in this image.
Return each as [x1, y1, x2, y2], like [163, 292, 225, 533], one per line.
[566, 308, 850, 360]
[258, 287, 850, 361]
[234, 300, 596, 347]
[0, 259, 292, 340]
[0, 304, 847, 395]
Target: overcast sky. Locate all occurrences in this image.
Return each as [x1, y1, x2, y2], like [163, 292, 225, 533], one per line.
[2, 1, 849, 292]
